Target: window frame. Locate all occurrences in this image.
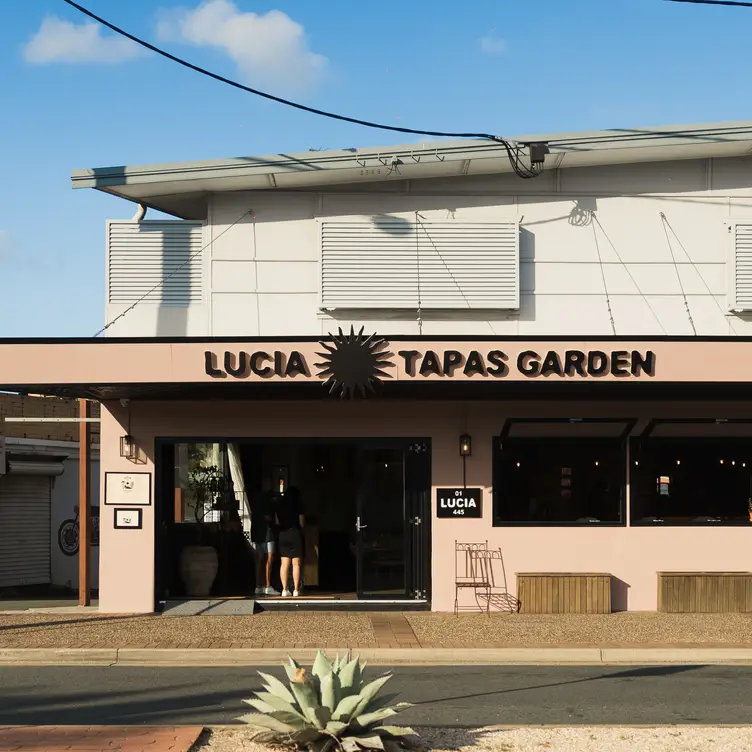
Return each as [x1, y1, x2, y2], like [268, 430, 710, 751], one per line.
[492, 418, 634, 528]
[629, 432, 752, 527]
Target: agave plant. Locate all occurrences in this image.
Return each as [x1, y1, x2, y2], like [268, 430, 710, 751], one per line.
[238, 650, 420, 752]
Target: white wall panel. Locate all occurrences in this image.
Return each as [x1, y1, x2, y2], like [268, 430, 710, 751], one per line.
[212, 261, 256, 292]
[257, 294, 321, 335]
[108, 155, 752, 338]
[256, 261, 317, 293]
[211, 293, 259, 336]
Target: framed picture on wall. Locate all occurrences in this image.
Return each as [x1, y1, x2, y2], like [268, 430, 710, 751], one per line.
[105, 472, 152, 506]
[114, 508, 142, 530]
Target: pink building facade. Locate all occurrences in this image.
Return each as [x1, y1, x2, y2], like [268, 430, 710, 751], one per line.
[7, 122, 752, 613]
[0, 337, 750, 613]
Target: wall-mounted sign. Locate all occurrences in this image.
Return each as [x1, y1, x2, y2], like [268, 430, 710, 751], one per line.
[114, 508, 142, 530]
[436, 488, 483, 518]
[397, 349, 655, 378]
[104, 472, 151, 506]
[205, 334, 656, 387]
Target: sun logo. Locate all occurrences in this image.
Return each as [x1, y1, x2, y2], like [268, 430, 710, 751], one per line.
[315, 326, 393, 399]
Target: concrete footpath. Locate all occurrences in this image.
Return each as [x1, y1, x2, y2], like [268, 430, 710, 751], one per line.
[3, 645, 752, 666]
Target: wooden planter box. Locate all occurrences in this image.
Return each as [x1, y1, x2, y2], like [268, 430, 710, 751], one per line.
[657, 572, 752, 613]
[517, 573, 612, 614]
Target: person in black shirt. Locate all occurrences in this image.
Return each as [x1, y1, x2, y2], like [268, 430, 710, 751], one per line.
[276, 486, 304, 596]
[250, 489, 279, 596]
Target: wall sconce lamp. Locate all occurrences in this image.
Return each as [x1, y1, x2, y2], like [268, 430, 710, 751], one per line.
[120, 435, 137, 461]
[459, 434, 472, 457]
[459, 433, 471, 489]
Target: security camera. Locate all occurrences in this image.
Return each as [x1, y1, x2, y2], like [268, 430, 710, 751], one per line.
[119, 398, 130, 408]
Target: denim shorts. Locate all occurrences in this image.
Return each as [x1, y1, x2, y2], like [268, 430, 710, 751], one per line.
[251, 540, 276, 554]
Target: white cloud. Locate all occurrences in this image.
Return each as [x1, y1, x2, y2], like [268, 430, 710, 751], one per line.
[23, 16, 144, 64]
[478, 32, 506, 55]
[157, 0, 327, 93]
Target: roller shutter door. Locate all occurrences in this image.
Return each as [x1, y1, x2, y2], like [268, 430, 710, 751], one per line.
[0, 475, 51, 587]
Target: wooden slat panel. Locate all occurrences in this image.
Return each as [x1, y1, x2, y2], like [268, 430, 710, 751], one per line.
[657, 572, 752, 613]
[516, 573, 612, 614]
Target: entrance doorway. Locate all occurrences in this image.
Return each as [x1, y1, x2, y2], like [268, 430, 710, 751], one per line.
[154, 438, 431, 607]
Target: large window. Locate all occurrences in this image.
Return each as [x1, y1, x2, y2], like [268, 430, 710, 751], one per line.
[493, 437, 626, 525]
[631, 438, 752, 525]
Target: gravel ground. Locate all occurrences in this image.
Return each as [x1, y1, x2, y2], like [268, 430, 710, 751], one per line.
[0, 610, 751, 648]
[0, 612, 376, 648]
[406, 612, 752, 646]
[194, 726, 752, 751]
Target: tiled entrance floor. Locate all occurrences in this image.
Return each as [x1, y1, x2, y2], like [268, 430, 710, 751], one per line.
[0, 726, 202, 751]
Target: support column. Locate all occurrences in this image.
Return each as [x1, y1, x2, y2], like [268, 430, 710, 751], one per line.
[78, 399, 91, 606]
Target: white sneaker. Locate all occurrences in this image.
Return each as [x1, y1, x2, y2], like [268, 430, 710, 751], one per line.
[254, 587, 264, 595]
[264, 587, 281, 596]
[293, 590, 301, 597]
[282, 589, 292, 597]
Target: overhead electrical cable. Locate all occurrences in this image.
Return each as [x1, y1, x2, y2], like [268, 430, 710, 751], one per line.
[61, 0, 545, 178]
[665, 0, 752, 7]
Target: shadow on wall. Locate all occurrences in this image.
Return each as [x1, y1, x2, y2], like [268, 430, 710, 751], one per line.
[153, 221, 189, 338]
[611, 576, 630, 612]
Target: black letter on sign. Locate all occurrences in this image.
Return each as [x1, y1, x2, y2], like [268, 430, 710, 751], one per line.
[631, 350, 656, 377]
[610, 350, 631, 377]
[419, 351, 442, 376]
[587, 351, 609, 376]
[399, 350, 421, 377]
[487, 350, 508, 377]
[518, 351, 541, 376]
[463, 350, 486, 377]
[250, 351, 272, 377]
[274, 351, 285, 377]
[224, 352, 250, 378]
[285, 351, 309, 378]
[205, 351, 225, 378]
[540, 351, 563, 377]
[443, 350, 464, 376]
[564, 350, 586, 377]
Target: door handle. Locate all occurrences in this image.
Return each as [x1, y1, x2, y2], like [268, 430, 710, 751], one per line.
[356, 517, 367, 532]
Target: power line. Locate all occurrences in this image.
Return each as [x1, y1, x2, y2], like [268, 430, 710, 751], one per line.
[665, 0, 752, 7]
[61, 0, 544, 178]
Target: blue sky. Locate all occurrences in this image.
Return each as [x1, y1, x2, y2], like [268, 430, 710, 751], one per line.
[2, 0, 752, 336]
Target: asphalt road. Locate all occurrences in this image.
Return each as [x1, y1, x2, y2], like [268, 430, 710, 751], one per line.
[0, 665, 751, 726]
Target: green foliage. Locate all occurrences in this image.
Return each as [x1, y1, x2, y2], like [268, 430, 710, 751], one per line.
[238, 650, 421, 752]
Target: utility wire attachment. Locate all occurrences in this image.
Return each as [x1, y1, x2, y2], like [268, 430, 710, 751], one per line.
[659, 212, 696, 335]
[61, 0, 546, 178]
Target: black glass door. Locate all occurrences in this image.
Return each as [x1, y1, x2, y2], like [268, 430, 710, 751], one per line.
[355, 440, 430, 601]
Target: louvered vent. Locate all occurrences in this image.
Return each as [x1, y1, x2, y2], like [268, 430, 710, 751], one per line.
[107, 221, 204, 305]
[320, 219, 519, 310]
[730, 222, 752, 311]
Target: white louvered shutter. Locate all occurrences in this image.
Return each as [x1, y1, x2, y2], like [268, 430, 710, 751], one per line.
[730, 222, 752, 311]
[0, 476, 51, 587]
[107, 221, 205, 305]
[320, 219, 519, 310]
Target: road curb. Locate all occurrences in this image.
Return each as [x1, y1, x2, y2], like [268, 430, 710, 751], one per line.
[0, 648, 117, 665]
[2, 646, 752, 666]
